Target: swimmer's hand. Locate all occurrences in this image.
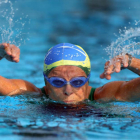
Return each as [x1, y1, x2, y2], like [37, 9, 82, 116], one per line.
[0, 43, 20, 63]
[100, 54, 130, 80]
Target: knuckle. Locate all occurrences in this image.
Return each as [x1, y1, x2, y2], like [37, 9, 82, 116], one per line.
[105, 61, 110, 66]
[104, 65, 108, 70]
[2, 43, 7, 46]
[4, 44, 8, 49]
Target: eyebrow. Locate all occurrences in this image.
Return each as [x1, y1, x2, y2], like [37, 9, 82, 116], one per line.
[49, 69, 87, 78]
[49, 68, 86, 77]
[51, 70, 62, 75]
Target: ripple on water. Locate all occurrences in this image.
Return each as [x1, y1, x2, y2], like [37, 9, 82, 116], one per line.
[0, 96, 140, 139]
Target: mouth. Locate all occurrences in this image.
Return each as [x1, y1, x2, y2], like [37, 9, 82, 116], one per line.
[63, 100, 78, 104]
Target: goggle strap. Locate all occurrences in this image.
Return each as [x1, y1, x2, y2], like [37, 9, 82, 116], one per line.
[43, 72, 49, 81]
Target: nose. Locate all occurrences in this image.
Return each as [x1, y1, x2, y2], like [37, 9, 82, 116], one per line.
[64, 84, 73, 96]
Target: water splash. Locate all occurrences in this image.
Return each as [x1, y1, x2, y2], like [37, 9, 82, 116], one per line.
[105, 27, 140, 60]
[0, 0, 29, 47]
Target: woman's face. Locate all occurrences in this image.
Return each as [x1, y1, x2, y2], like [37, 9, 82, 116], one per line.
[46, 65, 89, 104]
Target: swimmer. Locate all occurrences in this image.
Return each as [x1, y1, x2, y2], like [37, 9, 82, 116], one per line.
[0, 42, 140, 103]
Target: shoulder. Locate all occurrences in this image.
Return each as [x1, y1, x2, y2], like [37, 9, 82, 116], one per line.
[8, 79, 41, 95]
[94, 81, 125, 102]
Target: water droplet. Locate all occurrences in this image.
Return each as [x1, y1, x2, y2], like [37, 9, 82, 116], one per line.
[105, 27, 140, 60]
[4, 0, 8, 3]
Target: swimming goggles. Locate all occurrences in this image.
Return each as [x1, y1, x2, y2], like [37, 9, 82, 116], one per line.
[43, 72, 90, 88]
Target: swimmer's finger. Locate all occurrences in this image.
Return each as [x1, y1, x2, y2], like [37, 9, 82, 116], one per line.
[4, 43, 12, 55]
[114, 61, 121, 73]
[12, 55, 20, 63]
[11, 45, 20, 58]
[100, 72, 112, 80]
[104, 61, 111, 74]
[105, 74, 111, 80]
[100, 73, 105, 79]
[11, 55, 20, 62]
[12, 48, 20, 63]
[100, 61, 114, 79]
[122, 55, 129, 68]
[105, 64, 114, 75]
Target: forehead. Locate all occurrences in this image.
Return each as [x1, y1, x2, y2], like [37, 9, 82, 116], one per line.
[48, 65, 86, 77]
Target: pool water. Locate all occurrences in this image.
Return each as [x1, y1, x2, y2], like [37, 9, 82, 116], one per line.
[0, 0, 140, 139]
[0, 96, 140, 140]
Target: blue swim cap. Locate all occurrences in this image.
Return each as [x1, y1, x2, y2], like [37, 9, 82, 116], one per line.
[43, 43, 91, 76]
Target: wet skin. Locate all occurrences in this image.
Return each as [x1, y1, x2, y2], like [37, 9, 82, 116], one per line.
[1, 43, 140, 102]
[45, 65, 91, 104]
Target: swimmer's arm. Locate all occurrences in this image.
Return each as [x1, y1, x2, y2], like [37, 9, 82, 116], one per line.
[127, 57, 140, 76]
[0, 43, 42, 96]
[0, 76, 41, 96]
[94, 78, 140, 102]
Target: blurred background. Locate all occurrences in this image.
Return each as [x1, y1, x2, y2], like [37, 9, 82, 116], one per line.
[0, 1, 140, 140]
[0, 0, 140, 88]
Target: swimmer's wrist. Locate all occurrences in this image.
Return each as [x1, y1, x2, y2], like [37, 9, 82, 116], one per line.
[0, 51, 6, 59]
[126, 53, 133, 67]
[121, 53, 133, 70]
